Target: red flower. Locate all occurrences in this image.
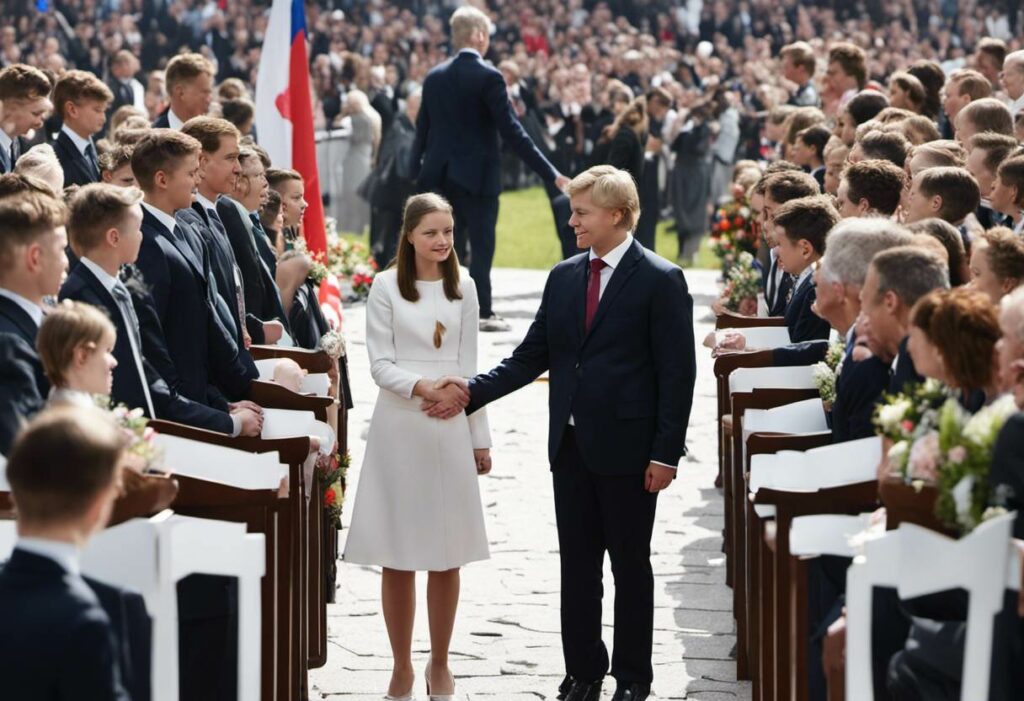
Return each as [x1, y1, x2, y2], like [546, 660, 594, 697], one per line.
[719, 220, 730, 232]
[324, 488, 337, 506]
[733, 217, 744, 227]
[901, 420, 914, 432]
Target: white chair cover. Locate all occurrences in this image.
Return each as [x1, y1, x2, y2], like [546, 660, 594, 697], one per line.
[790, 513, 873, 558]
[743, 398, 829, 439]
[154, 433, 287, 491]
[715, 325, 792, 349]
[729, 364, 817, 394]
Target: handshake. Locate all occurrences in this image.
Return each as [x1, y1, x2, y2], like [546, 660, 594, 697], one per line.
[416, 376, 472, 420]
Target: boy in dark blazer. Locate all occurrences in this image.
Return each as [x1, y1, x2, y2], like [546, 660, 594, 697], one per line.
[51, 70, 112, 188]
[771, 194, 838, 343]
[0, 64, 52, 174]
[0, 406, 130, 700]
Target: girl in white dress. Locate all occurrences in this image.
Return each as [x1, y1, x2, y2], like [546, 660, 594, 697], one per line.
[343, 193, 492, 700]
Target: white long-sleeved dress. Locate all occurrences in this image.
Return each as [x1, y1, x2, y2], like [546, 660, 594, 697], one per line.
[342, 268, 491, 571]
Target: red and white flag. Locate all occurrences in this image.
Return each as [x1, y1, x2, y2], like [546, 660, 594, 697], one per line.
[255, 0, 327, 256]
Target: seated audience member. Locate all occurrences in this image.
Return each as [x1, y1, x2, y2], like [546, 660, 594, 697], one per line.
[849, 129, 911, 168]
[98, 144, 136, 188]
[772, 194, 839, 342]
[966, 132, 1018, 228]
[0, 407, 131, 701]
[822, 136, 849, 195]
[888, 71, 926, 113]
[954, 96, 1014, 144]
[59, 182, 260, 435]
[759, 169, 821, 316]
[13, 143, 63, 195]
[968, 227, 1024, 304]
[36, 300, 116, 406]
[859, 246, 951, 394]
[108, 105, 147, 137]
[51, 70, 112, 188]
[781, 106, 826, 161]
[991, 154, 1024, 235]
[0, 184, 67, 454]
[908, 287, 1002, 409]
[260, 188, 285, 257]
[905, 141, 967, 185]
[904, 166, 981, 249]
[153, 52, 214, 129]
[990, 287, 1024, 521]
[897, 115, 941, 145]
[835, 90, 889, 147]
[0, 64, 53, 174]
[906, 218, 971, 286]
[217, 146, 288, 340]
[835, 159, 907, 217]
[110, 125, 150, 146]
[130, 129, 258, 413]
[875, 107, 916, 124]
[942, 68, 992, 135]
[790, 124, 830, 190]
[221, 97, 255, 136]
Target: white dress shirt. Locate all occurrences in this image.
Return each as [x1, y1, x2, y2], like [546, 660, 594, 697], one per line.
[570, 235, 676, 469]
[0, 288, 44, 328]
[167, 108, 185, 131]
[792, 265, 814, 296]
[0, 128, 13, 170]
[196, 192, 218, 215]
[61, 123, 92, 156]
[16, 537, 80, 575]
[1010, 92, 1024, 117]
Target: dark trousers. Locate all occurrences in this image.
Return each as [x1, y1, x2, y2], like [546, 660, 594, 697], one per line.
[552, 428, 658, 686]
[371, 205, 402, 269]
[441, 179, 500, 318]
[178, 575, 238, 701]
[636, 159, 659, 251]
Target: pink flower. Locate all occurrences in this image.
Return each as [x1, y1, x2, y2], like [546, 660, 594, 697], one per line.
[908, 432, 940, 483]
[901, 420, 915, 433]
[947, 445, 967, 464]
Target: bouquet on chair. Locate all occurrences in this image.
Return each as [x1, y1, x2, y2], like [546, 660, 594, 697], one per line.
[873, 379, 951, 479]
[721, 251, 761, 316]
[710, 200, 757, 275]
[811, 341, 846, 410]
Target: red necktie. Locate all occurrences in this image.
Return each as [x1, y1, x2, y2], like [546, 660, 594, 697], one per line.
[586, 258, 607, 332]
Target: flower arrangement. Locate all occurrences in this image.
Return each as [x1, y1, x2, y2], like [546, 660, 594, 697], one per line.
[710, 200, 758, 274]
[318, 328, 347, 359]
[100, 400, 163, 472]
[812, 341, 846, 408]
[932, 394, 1017, 532]
[317, 449, 349, 528]
[291, 234, 329, 285]
[325, 230, 379, 299]
[722, 251, 761, 315]
[873, 379, 952, 478]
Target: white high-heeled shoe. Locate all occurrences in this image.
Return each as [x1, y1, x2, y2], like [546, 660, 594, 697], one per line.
[424, 660, 456, 700]
[384, 690, 416, 701]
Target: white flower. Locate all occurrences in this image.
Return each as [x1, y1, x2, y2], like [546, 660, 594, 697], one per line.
[886, 440, 909, 477]
[319, 329, 347, 359]
[878, 398, 913, 435]
[982, 506, 1009, 522]
[813, 362, 836, 403]
[952, 475, 976, 531]
[962, 394, 1017, 446]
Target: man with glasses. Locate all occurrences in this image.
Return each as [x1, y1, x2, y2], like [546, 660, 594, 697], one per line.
[216, 146, 289, 343]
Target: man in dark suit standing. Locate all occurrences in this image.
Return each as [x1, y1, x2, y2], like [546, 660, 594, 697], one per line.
[368, 89, 420, 268]
[107, 50, 141, 119]
[51, 70, 112, 188]
[0, 64, 53, 174]
[410, 6, 569, 332]
[0, 407, 131, 701]
[434, 167, 696, 701]
[0, 182, 68, 454]
[151, 53, 215, 129]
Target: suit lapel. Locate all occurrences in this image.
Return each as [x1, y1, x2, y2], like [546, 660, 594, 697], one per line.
[145, 209, 205, 280]
[0, 296, 38, 346]
[575, 254, 589, 343]
[582, 240, 644, 345]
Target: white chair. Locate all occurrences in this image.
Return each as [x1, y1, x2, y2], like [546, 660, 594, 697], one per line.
[155, 433, 288, 491]
[254, 359, 331, 396]
[729, 364, 818, 395]
[715, 325, 792, 349]
[790, 513, 873, 559]
[0, 512, 265, 701]
[846, 513, 1021, 700]
[743, 397, 829, 440]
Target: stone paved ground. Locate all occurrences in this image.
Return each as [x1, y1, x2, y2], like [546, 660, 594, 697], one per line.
[310, 267, 750, 700]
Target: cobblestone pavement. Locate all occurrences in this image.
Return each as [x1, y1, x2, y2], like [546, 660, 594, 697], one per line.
[310, 267, 751, 700]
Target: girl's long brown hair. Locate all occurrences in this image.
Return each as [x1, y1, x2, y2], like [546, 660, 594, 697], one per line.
[395, 193, 462, 303]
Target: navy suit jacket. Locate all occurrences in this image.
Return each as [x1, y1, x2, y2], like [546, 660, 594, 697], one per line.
[134, 208, 255, 408]
[151, 110, 170, 129]
[411, 51, 558, 197]
[216, 198, 289, 332]
[772, 339, 828, 366]
[0, 296, 48, 453]
[832, 353, 890, 443]
[764, 255, 792, 318]
[784, 274, 831, 343]
[0, 549, 129, 700]
[59, 263, 234, 434]
[889, 336, 924, 395]
[468, 239, 696, 474]
[53, 130, 99, 188]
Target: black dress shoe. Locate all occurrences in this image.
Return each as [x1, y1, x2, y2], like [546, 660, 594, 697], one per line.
[611, 682, 651, 701]
[564, 679, 603, 701]
[556, 675, 575, 700]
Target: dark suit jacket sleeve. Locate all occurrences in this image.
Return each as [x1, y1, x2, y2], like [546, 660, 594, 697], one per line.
[649, 267, 697, 464]
[58, 611, 130, 701]
[772, 340, 828, 366]
[206, 306, 258, 402]
[607, 128, 642, 184]
[789, 286, 832, 343]
[467, 274, 553, 413]
[146, 360, 234, 434]
[990, 413, 1024, 540]
[482, 68, 558, 183]
[409, 93, 429, 180]
[0, 335, 43, 455]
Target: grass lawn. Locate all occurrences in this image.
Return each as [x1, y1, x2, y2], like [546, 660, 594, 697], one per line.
[342, 186, 718, 271]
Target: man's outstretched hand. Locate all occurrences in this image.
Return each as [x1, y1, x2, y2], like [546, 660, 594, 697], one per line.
[644, 462, 675, 492]
[419, 376, 471, 419]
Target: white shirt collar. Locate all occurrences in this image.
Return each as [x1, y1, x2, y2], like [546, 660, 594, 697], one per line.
[458, 48, 481, 58]
[60, 124, 92, 156]
[16, 537, 80, 575]
[589, 233, 634, 269]
[196, 192, 218, 214]
[168, 108, 185, 130]
[48, 386, 96, 409]
[1011, 92, 1024, 116]
[794, 265, 814, 290]
[79, 257, 119, 294]
[0, 288, 43, 328]
[0, 129, 12, 154]
[141, 201, 179, 237]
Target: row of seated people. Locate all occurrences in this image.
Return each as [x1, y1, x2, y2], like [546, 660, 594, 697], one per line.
[709, 164, 1024, 700]
[0, 295, 342, 700]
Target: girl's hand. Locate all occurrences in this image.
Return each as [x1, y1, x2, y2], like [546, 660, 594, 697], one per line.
[474, 449, 492, 475]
